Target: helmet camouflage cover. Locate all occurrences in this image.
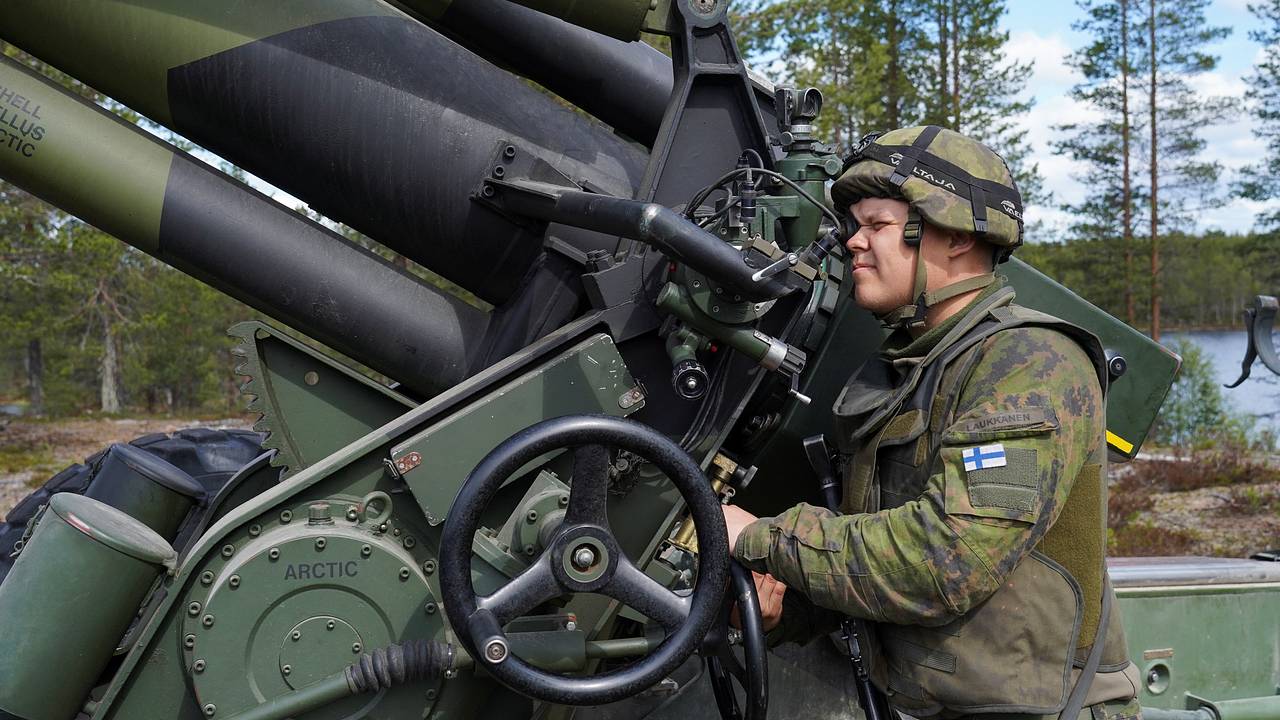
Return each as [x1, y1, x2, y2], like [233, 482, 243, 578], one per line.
[832, 126, 1024, 257]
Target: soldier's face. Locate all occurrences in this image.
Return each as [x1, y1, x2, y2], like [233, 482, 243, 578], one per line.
[845, 197, 916, 315]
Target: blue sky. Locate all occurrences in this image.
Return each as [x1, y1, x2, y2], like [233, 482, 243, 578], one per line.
[1001, 0, 1271, 238]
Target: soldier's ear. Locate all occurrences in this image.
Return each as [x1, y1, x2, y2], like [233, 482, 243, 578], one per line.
[945, 230, 977, 259]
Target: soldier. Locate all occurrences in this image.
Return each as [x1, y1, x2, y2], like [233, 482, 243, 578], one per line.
[722, 126, 1143, 719]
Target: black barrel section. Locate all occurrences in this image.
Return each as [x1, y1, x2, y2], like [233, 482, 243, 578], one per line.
[164, 15, 648, 306]
[424, 0, 673, 145]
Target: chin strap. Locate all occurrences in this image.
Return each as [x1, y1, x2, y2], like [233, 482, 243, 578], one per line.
[877, 208, 997, 331]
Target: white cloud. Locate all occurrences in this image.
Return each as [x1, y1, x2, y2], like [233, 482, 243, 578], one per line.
[1006, 30, 1081, 91]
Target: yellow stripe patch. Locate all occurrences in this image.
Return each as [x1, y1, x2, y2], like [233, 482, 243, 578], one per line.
[1106, 430, 1134, 454]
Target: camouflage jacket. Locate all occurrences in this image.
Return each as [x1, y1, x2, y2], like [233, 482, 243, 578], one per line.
[734, 283, 1110, 654]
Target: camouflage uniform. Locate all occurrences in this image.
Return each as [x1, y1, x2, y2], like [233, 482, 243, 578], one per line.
[734, 280, 1142, 717]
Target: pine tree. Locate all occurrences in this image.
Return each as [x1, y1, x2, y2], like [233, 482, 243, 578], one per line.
[1052, 0, 1144, 326]
[1238, 0, 1280, 235]
[732, 0, 929, 148]
[731, 0, 1040, 207]
[917, 0, 1041, 202]
[1139, 0, 1232, 340]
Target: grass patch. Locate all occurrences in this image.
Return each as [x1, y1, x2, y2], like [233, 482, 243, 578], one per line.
[1109, 523, 1199, 556]
[1224, 485, 1280, 515]
[0, 440, 56, 474]
[1126, 446, 1280, 492]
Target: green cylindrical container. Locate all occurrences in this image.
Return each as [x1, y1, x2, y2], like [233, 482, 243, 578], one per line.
[84, 443, 203, 541]
[0, 494, 176, 720]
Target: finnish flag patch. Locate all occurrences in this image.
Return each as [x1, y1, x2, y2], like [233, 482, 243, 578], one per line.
[962, 444, 1007, 472]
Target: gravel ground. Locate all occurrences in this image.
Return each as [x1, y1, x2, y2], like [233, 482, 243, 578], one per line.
[0, 416, 254, 519]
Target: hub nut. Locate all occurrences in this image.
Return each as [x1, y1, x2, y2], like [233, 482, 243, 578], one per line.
[572, 546, 597, 571]
[484, 639, 509, 664]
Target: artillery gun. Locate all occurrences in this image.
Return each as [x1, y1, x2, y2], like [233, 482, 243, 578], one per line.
[0, 2, 1276, 718]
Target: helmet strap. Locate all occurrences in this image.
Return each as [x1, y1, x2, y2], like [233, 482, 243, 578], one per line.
[877, 209, 996, 331]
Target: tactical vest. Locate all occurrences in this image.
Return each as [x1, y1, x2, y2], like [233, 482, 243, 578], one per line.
[832, 287, 1134, 716]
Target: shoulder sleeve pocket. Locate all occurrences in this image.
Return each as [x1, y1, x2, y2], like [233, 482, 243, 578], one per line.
[941, 444, 1044, 523]
[941, 406, 1058, 445]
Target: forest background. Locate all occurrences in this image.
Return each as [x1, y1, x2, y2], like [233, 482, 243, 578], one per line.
[1, 0, 1278, 425]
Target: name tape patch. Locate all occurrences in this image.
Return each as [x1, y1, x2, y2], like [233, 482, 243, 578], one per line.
[962, 443, 1007, 472]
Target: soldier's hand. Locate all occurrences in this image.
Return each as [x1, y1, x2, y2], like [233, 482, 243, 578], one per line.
[730, 571, 785, 632]
[722, 504, 759, 552]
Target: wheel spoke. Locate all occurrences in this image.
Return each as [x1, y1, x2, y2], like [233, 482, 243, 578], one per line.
[477, 554, 561, 625]
[606, 558, 692, 631]
[564, 444, 611, 527]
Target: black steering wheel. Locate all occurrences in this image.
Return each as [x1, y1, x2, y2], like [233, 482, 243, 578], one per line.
[707, 562, 769, 720]
[438, 414, 731, 706]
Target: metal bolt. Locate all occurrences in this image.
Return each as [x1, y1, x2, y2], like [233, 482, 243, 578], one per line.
[361, 544, 372, 557]
[393, 528, 401, 537]
[280, 509, 293, 523]
[346, 507, 359, 521]
[714, 286, 723, 295]
[559, 495, 569, 507]
[268, 548, 280, 561]
[422, 560, 436, 575]
[303, 371, 319, 386]
[291, 630, 301, 641]
[492, 165, 505, 178]
[184, 634, 196, 649]
[711, 305, 721, 313]
[403, 536, 416, 549]
[481, 185, 496, 198]
[1148, 670, 1160, 685]
[203, 703, 216, 717]
[425, 602, 437, 615]
[202, 614, 215, 628]
[200, 571, 214, 585]
[315, 538, 327, 551]
[527, 510, 539, 523]
[572, 546, 597, 570]
[399, 567, 411, 581]
[228, 575, 241, 589]
[220, 544, 234, 558]
[352, 643, 363, 654]
[484, 639, 509, 664]
[248, 524, 261, 537]
[565, 620, 577, 631]
[426, 689, 438, 701]
[308, 502, 332, 525]
[282, 665, 292, 676]
[503, 144, 516, 159]
[327, 620, 336, 630]
[193, 659, 206, 673]
[524, 544, 536, 556]
[187, 602, 201, 616]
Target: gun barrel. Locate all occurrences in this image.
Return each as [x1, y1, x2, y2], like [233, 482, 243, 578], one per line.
[0, 1, 647, 306]
[417, 0, 672, 145]
[0, 55, 486, 399]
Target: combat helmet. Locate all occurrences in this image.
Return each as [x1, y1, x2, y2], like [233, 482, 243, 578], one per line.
[832, 125, 1024, 330]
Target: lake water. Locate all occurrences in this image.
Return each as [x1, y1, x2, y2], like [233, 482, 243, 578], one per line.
[1164, 330, 1280, 438]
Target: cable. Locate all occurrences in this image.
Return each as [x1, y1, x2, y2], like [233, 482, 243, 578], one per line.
[682, 166, 840, 229]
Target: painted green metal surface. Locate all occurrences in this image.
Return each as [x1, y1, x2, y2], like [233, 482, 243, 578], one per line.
[1116, 578, 1280, 708]
[1003, 258, 1180, 459]
[230, 321, 416, 475]
[182, 511, 442, 719]
[0, 495, 174, 720]
[0, 0, 398, 126]
[392, 333, 644, 526]
[0, 55, 168, 252]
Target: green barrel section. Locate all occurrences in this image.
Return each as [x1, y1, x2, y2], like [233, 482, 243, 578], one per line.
[84, 443, 203, 541]
[0, 494, 175, 720]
